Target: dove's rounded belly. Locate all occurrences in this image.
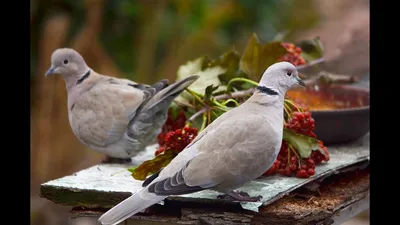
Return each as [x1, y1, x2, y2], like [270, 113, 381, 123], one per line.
[211, 135, 282, 193]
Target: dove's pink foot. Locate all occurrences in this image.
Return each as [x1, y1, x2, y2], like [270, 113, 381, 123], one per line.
[217, 191, 262, 202]
[101, 156, 132, 164]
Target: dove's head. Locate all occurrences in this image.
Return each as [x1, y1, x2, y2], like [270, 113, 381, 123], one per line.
[45, 48, 89, 78]
[258, 62, 305, 95]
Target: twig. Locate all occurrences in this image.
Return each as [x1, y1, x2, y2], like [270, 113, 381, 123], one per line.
[188, 108, 209, 123]
[214, 88, 256, 101]
[296, 57, 325, 70]
[173, 99, 196, 109]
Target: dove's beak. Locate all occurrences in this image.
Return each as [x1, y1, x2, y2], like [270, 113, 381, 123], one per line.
[45, 66, 56, 77]
[296, 77, 306, 87]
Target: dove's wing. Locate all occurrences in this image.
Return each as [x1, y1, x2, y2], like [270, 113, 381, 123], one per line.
[69, 78, 168, 147]
[145, 103, 280, 195]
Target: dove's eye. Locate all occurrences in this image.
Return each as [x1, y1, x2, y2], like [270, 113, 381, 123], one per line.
[286, 72, 292, 76]
[63, 59, 69, 65]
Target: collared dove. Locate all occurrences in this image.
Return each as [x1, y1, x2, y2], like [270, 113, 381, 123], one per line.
[45, 48, 199, 163]
[98, 61, 306, 225]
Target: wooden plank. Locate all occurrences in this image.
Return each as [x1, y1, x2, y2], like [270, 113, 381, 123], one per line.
[40, 133, 369, 212]
[68, 165, 370, 225]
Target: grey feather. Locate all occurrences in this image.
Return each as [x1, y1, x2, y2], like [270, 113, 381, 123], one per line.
[148, 168, 204, 195]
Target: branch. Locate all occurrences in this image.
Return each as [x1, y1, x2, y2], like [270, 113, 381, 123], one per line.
[296, 57, 325, 70]
[214, 88, 255, 100]
[188, 108, 209, 123]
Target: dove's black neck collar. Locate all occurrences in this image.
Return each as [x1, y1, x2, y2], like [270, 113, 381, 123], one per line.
[256, 85, 279, 96]
[76, 70, 91, 85]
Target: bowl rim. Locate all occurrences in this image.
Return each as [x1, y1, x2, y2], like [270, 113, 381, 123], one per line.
[302, 84, 370, 113]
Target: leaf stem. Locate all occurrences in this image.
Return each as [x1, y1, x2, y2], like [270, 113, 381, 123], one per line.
[186, 89, 207, 107]
[173, 99, 196, 109]
[222, 99, 240, 107]
[200, 112, 207, 132]
[212, 99, 230, 111]
[227, 78, 259, 91]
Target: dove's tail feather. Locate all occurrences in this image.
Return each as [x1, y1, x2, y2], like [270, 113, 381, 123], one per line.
[98, 188, 166, 225]
[144, 75, 199, 110]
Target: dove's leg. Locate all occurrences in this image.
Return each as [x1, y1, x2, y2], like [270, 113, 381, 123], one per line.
[101, 156, 132, 164]
[217, 191, 262, 202]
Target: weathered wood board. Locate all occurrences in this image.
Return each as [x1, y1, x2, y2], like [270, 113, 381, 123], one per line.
[40, 133, 369, 213]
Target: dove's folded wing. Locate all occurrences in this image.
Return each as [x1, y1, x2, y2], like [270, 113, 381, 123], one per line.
[144, 110, 268, 195]
[69, 79, 165, 147]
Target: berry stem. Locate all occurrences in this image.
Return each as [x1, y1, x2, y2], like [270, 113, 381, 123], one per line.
[284, 99, 304, 112]
[288, 144, 301, 168]
[284, 106, 292, 122]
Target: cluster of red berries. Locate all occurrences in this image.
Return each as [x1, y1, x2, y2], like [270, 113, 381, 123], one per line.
[155, 110, 198, 156]
[157, 110, 187, 146]
[279, 42, 306, 66]
[286, 111, 316, 138]
[264, 109, 330, 178]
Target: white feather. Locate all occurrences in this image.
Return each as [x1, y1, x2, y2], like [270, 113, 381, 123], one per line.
[98, 187, 166, 225]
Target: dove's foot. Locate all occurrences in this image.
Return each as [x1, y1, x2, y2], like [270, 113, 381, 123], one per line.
[217, 191, 262, 202]
[101, 156, 132, 164]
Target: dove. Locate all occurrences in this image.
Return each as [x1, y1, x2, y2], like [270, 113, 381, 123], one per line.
[98, 61, 306, 225]
[45, 48, 199, 163]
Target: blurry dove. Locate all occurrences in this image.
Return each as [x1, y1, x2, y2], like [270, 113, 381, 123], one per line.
[98, 61, 306, 225]
[45, 48, 199, 163]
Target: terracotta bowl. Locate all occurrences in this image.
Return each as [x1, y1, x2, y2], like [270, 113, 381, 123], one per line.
[288, 84, 370, 145]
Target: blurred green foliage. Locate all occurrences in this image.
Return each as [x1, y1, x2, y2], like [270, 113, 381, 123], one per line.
[30, 0, 320, 81]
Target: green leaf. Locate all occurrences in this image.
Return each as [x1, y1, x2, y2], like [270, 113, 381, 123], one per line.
[296, 37, 324, 61]
[282, 128, 322, 158]
[129, 149, 177, 181]
[239, 33, 287, 81]
[204, 84, 219, 102]
[176, 56, 227, 97]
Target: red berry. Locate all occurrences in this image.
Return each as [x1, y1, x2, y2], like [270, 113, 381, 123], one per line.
[294, 112, 304, 120]
[298, 57, 306, 65]
[296, 169, 307, 178]
[284, 168, 292, 176]
[290, 156, 298, 164]
[304, 111, 311, 118]
[308, 168, 315, 176]
[289, 164, 297, 172]
[301, 164, 307, 170]
[306, 159, 315, 168]
[155, 147, 166, 156]
[275, 160, 281, 168]
[295, 47, 302, 54]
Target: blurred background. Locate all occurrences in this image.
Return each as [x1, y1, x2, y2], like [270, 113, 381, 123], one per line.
[30, 0, 369, 224]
